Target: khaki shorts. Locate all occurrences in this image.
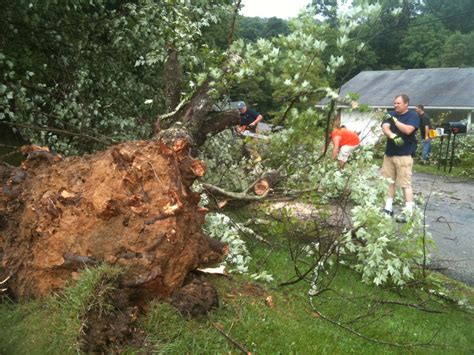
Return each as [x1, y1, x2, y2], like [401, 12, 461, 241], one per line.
[337, 145, 358, 162]
[382, 155, 413, 188]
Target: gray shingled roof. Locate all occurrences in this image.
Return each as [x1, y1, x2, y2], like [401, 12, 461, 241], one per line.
[333, 68, 474, 109]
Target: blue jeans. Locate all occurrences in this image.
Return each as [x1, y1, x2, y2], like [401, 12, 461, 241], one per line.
[422, 139, 432, 161]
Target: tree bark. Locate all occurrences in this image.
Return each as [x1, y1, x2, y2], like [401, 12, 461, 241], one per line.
[164, 48, 181, 112]
[158, 59, 241, 151]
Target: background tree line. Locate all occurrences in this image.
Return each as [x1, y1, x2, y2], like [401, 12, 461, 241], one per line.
[234, 0, 474, 84]
[1, 0, 473, 155]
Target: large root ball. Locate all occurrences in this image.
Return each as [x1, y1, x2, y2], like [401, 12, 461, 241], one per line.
[0, 139, 224, 298]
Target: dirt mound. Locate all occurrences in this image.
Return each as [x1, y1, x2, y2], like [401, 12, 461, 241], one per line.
[81, 288, 145, 353]
[0, 139, 225, 298]
[170, 276, 219, 316]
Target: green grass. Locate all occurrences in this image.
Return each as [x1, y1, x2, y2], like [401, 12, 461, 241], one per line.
[2, 243, 472, 354]
[0, 264, 122, 354]
[413, 160, 473, 178]
[1, 186, 473, 354]
[1, 207, 474, 354]
[136, 245, 474, 354]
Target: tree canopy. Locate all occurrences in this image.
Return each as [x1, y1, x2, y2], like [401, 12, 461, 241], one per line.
[0, 0, 231, 153]
[1, 0, 472, 156]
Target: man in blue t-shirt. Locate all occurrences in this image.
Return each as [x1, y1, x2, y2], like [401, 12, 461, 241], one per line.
[237, 101, 263, 133]
[381, 94, 420, 223]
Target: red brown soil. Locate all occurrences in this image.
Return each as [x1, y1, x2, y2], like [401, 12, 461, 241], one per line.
[0, 139, 225, 299]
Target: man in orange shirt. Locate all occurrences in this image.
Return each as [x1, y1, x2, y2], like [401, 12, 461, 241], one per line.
[324, 121, 361, 168]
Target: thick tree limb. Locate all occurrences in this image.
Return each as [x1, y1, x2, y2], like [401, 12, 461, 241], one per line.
[202, 183, 269, 201]
[156, 53, 242, 148]
[227, 0, 242, 47]
[243, 168, 282, 195]
[196, 111, 241, 145]
[203, 168, 280, 205]
[164, 48, 182, 112]
[253, 169, 281, 196]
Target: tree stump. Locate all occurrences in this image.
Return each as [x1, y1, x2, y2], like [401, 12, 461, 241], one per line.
[254, 170, 281, 196]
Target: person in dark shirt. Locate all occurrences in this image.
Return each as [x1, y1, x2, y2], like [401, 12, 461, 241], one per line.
[237, 101, 263, 133]
[381, 94, 420, 223]
[415, 104, 432, 164]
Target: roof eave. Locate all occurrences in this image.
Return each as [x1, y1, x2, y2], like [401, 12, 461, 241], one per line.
[314, 105, 474, 110]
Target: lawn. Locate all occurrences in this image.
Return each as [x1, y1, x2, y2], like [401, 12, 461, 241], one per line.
[1, 237, 473, 354]
[1, 134, 473, 354]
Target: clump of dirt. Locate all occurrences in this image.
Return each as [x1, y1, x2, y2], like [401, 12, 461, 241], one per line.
[80, 288, 145, 353]
[0, 139, 225, 299]
[170, 275, 219, 316]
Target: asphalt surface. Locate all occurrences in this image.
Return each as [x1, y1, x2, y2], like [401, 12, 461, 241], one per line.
[412, 172, 474, 286]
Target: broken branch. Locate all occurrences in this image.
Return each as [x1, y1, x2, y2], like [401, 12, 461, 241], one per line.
[379, 300, 443, 314]
[212, 322, 251, 355]
[314, 309, 448, 349]
[202, 183, 269, 202]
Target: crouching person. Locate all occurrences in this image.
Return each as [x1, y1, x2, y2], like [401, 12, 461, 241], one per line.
[323, 118, 361, 168]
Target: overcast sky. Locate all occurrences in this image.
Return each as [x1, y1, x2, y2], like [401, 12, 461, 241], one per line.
[240, 0, 312, 19]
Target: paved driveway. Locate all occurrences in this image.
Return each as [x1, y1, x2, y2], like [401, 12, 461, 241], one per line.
[412, 173, 474, 286]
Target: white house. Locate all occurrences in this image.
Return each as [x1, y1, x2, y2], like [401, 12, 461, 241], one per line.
[319, 67, 474, 145]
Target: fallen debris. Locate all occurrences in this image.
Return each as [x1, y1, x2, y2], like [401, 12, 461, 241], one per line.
[170, 278, 219, 316]
[265, 295, 275, 308]
[0, 275, 9, 293]
[197, 265, 227, 275]
[212, 322, 252, 355]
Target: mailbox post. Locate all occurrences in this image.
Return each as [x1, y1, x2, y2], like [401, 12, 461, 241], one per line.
[437, 122, 467, 173]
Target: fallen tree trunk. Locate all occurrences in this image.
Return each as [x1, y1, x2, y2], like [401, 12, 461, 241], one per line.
[0, 138, 225, 299]
[201, 168, 282, 208]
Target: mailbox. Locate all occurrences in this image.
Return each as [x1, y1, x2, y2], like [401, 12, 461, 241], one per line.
[444, 122, 467, 134]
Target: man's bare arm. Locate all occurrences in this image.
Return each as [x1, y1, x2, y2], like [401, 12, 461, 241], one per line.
[391, 120, 416, 135]
[250, 114, 263, 127]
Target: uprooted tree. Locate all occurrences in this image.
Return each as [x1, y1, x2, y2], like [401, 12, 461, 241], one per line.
[0, 0, 245, 300]
[0, 50, 252, 298]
